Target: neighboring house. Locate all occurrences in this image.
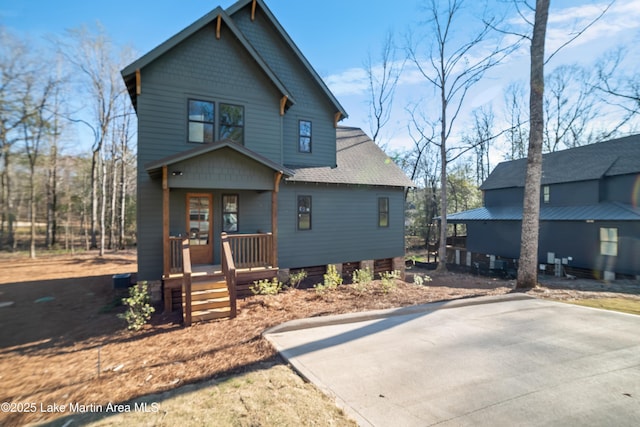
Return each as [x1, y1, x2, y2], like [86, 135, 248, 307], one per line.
[121, 0, 413, 321]
[448, 135, 640, 279]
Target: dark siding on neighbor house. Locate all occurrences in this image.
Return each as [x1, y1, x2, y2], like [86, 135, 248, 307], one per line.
[232, 6, 338, 168]
[277, 182, 405, 269]
[542, 180, 600, 206]
[136, 23, 284, 280]
[484, 187, 523, 207]
[604, 174, 640, 204]
[467, 220, 640, 276]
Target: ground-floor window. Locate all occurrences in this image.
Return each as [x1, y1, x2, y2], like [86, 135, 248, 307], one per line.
[600, 227, 618, 256]
[378, 197, 389, 227]
[222, 194, 239, 232]
[297, 196, 312, 230]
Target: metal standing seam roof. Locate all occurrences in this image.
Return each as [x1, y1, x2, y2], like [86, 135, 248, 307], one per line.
[446, 202, 640, 223]
[286, 127, 415, 188]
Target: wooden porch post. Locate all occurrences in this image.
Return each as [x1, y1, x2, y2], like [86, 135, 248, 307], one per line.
[271, 171, 283, 267]
[162, 165, 170, 277]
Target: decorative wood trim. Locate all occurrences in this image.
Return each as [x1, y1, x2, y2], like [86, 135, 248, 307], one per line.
[135, 69, 141, 96]
[216, 14, 222, 40]
[334, 112, 342, 128]
[279, 95, 288, 116]
[251, 0, 257, 21]
[271, 171, 283, 267]
[162, 165, 170, 284]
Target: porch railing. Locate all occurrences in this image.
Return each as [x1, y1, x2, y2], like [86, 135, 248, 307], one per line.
[225, 233, 274, 269]
[166, 233, 275, 279]
[221, 233, 237, 318]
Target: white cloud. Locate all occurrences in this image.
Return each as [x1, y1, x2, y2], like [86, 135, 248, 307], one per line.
[324, 67, 368, 96]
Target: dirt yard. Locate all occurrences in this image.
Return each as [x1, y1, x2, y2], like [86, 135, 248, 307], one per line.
[0, 251, 639, 426]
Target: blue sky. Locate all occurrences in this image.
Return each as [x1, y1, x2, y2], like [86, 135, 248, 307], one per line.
[2, 0, 639, 158]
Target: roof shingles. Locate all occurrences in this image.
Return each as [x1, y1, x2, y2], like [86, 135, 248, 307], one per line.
[286, 127, 415, 188]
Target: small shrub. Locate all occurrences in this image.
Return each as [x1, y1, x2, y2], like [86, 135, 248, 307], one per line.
[118, 282, 155, 331]
[250, 277, 283, 296]
[314, 265, 343, 295]
[288, 270, 307, 289]
[413, 274, 432, 286]
[352, 267, 373, 294]
[379, 270, 401, 294]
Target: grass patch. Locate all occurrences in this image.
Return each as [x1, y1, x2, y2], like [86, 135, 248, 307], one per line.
[566, 297, 640, 316]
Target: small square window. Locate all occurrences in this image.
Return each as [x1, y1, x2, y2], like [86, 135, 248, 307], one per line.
[297, 195, 312, 230]
[299, 120, 312, 153]
[222, 194, 239, 232]
[378, 197, 389, 227]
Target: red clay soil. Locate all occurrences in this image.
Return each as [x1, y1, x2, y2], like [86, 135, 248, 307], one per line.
[0, 251, 637, 426]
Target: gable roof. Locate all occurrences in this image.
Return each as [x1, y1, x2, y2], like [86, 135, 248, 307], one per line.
[481, 134, 640, 190]
[121, 7, 294, 111]
[287, 127, 415, 188]
[226, 0, 348, 120]
[145, 140, 294, 177]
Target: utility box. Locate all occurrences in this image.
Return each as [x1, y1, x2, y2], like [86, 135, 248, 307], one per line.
[113, 273, 132, 289]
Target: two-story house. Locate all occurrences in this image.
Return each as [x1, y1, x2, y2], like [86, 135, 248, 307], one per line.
[448, 135, 640, 280]
[121, 0, 413, 322]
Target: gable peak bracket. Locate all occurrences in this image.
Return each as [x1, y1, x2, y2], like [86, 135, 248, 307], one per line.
[135, 69, 141, 96]
[334, 112, 342, 128]
[216, 15, 222, 40]
[279, 95, 288, 116]
[251, 0, 257, 21]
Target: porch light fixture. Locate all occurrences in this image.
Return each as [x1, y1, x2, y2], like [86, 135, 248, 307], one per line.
[171, 170, 183, 176]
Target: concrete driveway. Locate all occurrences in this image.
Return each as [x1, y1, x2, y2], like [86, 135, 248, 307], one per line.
[264, 294, 640, 426]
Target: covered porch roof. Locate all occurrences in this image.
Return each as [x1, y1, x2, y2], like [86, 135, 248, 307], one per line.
[146, 140, 294, 190]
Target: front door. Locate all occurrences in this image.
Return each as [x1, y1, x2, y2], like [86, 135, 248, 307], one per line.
[187, 193, 213, 265]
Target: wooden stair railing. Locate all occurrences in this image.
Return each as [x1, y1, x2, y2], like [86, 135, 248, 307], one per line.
[181, 238, 193, 326]
[221, 233, 237, 318]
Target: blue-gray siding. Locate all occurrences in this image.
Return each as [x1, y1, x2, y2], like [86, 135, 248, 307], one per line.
[277, 182, 405, 268]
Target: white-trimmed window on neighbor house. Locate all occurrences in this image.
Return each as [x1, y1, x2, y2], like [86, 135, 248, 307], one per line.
[543, 185, 550, 203]
[600, 227, 618, 256]
[222, 194, 239, 233]
[188, 99, 215, 143]
[297, 195, 312, 230]
[299, 120, 312, 153]
[378, 197, 389, 227]
[220, 103, 244, 144]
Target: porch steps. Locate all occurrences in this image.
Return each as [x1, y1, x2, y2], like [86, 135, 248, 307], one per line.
[182, 280, 232, 323]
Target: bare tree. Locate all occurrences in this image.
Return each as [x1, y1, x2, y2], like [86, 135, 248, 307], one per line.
[594, 48, 640, 131]
[408, 0, 515, 272]
[58, 24, 127, 254]
[365, 31, 404, 146]
[516, 0, 550, 290]
[0, 28, 32, 250]
[503, 82, 528, 160]
[464, 106, 495, 185]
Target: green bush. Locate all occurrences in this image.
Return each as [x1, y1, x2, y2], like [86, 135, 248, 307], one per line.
[250, 277, 283, 296]
[379, 270, 401, 294]
[288, 270, 307, 289]
[118, 282, 155, 331]
[351, 267, 373, 294]
[414, 274, 432, 286]
[314, 265, 343, 295]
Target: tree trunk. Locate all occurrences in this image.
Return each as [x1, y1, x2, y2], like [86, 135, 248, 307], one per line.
[90, 149, 99, 249]
[516, 0, 550, 289]
[99, 154, 106, 256]
[29, 166, 36, 259]
[119, 142, 127, 249]
[2, 151, 15, 250]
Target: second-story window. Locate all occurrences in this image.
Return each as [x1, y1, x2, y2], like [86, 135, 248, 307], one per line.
[378, 197, 389, 227]
[220, 103, 244, 144]
[188, 99, 215, 143]
[299, 120, 312, 153]
[543, 185, 550, 203]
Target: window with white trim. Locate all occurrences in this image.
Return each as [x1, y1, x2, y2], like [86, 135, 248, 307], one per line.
[600, 227, 618, 256]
